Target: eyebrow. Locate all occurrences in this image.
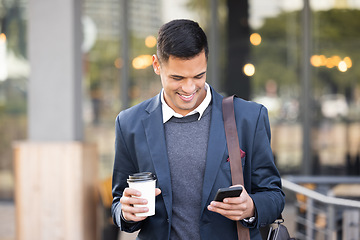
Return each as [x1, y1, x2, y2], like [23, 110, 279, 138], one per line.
[170, 71, 206, 79]
[195, 71, 206, 78]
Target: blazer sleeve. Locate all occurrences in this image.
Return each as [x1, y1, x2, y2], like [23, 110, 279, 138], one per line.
[247, 106, 285, 228]
[111, 113, 143, 232]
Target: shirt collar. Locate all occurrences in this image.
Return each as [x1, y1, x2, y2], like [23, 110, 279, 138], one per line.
[161, 82, 212, 123]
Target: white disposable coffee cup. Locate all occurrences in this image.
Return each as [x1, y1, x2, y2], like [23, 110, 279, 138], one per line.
[127, 172, 156, 217]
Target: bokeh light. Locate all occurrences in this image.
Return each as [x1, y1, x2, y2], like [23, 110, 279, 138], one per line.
[311, 55, 352, 72]
[310, 55, 322, 67]
[0, 33, 6, 42]
[338, 61, 348, 72]
[243, 63, 255, 76]
[145, 35, 157, 48]
[343, 57, 352, 68]
[250, 33, 261, 46]
[132, 55, 153, 69]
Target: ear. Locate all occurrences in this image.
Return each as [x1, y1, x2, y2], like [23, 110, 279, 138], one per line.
[152, 55, 161, 75]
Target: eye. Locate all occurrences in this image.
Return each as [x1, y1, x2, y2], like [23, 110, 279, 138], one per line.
[171, 76, 183, 81]
[194, 74, 205, 79]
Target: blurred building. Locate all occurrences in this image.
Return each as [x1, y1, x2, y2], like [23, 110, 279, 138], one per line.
[1, 0, 360, 239]
[83, 0, 162, 40]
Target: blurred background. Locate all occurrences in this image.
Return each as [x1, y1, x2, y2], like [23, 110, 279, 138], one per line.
[0, 0, 360, 239]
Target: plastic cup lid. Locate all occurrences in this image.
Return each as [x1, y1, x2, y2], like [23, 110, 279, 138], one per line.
[127, 172, 156, 182]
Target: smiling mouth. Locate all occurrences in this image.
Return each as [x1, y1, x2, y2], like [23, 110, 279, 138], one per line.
[178, 92, 195, 102]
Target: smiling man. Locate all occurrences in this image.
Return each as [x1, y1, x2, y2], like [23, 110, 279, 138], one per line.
[111, 19, 285, 240]
[153, 51, 207, 116]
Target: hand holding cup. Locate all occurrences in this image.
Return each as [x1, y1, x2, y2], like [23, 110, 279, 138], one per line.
[120, 172, 161, 222]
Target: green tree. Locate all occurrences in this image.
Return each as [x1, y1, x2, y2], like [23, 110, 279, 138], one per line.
[252, 9, 360, 99]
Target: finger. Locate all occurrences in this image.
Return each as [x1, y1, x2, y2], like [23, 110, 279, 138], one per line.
[122, 209, 148, 222]
[121, 202, 150, 222]
[225, 187, 250, 204]
[207, 205, 244, 220]
[123, 187, 141, 197]
[120, 196, 148, 206]
[155, 188, 162, 196]
[122, 204, 149, 215]
[124, 214, 147, 222]
[223, 196, 242, 204]
[209, 201, 244, 211]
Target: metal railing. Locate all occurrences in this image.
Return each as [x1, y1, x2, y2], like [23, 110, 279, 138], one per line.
[282, 176, 360, 240]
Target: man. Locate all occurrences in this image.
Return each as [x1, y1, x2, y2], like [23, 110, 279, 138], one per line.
[112, 19, 285, 239]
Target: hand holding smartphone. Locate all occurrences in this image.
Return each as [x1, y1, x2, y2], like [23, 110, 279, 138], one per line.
[214, 186, 243, 202]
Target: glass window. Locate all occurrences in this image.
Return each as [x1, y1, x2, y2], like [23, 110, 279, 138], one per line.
[0, 0, 28, 199]
[249, 0, 303, 174]
[2, 0, 360, 201]
[249, 0, 360, 175]
[310, 0, 360, 175]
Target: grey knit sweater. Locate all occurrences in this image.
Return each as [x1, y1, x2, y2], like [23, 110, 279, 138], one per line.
[164, 105, 212, 240]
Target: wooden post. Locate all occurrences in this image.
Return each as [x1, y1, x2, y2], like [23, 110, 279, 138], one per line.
[13, 142, 98, 240]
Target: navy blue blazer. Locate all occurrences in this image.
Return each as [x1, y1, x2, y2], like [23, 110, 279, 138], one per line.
[112, 87, 285, 240]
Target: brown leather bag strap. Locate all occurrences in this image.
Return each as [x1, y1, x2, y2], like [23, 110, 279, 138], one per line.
[222, 95, 244, 186]
[222, 95, 250, 240]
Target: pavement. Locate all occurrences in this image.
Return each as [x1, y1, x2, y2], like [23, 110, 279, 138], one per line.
[0, 201, 15, 240]
[0, 200, 138, 240]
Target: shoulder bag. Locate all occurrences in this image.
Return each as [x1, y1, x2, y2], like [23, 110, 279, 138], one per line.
[222, 95, 294, 240]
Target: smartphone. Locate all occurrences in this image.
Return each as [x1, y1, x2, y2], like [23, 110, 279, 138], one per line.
[214, 186, 243, 202]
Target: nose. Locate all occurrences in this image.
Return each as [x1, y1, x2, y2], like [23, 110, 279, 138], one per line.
[182, 79, 196, 94]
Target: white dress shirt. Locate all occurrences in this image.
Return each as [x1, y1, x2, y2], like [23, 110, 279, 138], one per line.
[161, 83, 212, 123]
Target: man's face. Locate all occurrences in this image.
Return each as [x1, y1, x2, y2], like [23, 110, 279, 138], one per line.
[152, 51, 207, 116]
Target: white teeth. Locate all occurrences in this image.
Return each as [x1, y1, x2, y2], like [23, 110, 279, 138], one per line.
[180, 93, 194, 99]
[181, 94, 192, 98]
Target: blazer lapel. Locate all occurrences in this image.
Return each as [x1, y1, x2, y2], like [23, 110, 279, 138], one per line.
[142, 95, 172, 219]
[200, 89, 227, 214]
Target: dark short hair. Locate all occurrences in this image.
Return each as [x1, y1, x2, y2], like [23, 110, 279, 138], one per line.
[156, 19, 209, 63]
